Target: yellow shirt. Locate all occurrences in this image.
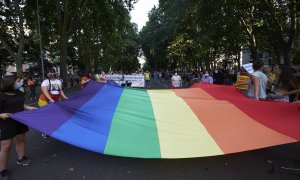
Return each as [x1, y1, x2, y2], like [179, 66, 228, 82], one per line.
[144, 72, 151, 80]
[267, 73, 276, 83]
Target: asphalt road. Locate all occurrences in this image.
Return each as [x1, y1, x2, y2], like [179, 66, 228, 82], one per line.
[7, 80, 300, 180]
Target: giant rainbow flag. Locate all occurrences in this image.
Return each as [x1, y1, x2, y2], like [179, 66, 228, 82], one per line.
[12, 80, 300, 158]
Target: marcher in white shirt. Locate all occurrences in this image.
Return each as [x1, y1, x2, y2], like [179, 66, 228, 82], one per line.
[41, 69, 68, 103]
[98, 71, 108, 83]
[40, 69, 68, 138]
[201, 72, 213, 84]
[171, 73, 182, 88]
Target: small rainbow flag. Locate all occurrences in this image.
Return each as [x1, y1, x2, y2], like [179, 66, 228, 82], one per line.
[12, 81, 300, 158]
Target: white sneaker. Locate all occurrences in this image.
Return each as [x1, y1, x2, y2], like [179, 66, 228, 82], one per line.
[41, 133, 49, 139]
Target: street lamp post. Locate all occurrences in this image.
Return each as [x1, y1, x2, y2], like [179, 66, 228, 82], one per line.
[36, 0, 45, 80]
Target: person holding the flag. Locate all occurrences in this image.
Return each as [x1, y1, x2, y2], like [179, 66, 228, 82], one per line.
[39, 69, 68, 138]
[0, 76, 36, 179]
[251, 60, 267, 100]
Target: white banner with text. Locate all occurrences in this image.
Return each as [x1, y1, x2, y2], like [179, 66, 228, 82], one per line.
[106, 74, 145, 87]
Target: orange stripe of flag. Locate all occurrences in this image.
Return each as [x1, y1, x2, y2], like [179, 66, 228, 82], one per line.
[173, 89, 296, 154]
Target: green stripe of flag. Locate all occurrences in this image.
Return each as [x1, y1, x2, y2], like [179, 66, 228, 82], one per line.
[104, 88, 161, 158]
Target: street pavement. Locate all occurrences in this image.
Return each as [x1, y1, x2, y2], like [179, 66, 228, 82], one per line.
[7, 80, 300, 180]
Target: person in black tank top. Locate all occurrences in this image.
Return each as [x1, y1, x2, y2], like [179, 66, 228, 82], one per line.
[0, 76, 36, 179]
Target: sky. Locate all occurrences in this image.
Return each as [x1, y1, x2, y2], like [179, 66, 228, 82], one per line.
[130, 0, 159, 66]
[130, 0, 159, 31]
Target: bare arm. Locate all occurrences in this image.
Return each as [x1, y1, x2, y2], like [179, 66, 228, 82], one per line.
[60, 90, 68, 100]
[24, 104, 37, 110]
[281, 88, 300, 96]
[251, 75, 260, 100]
[280, 87, 300, 101]
[275, 81, 300, 100]
[0, 113, 11, 120]
[285, 80, 300, 97]
[81, 79, 89, 85]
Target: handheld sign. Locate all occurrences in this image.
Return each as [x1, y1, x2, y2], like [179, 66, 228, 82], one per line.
[236, 75, 250, 90]
[242, 63, 254, 75]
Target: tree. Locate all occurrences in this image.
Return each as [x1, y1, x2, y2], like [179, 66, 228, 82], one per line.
[0, 47, 14, 79]
[0, 0, 27, 76]
[140, 0, 300, 71]
[258, 0, 299, 65]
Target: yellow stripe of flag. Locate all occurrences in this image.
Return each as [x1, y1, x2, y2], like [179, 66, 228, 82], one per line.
[148, 90, 223, 158]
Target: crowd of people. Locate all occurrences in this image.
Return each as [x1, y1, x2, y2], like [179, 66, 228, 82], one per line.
[239, 61, 300, 102]
[140, 69, 236, 89]
[0, 62, 299, 179]
[141, 62, 300, 102]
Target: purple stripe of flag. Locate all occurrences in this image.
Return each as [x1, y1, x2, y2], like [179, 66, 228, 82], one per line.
[12, 81, 104, 135]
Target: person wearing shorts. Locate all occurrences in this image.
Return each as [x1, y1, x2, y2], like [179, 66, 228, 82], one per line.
[39, 69, 68, 138]
[0, 76, 36, 179]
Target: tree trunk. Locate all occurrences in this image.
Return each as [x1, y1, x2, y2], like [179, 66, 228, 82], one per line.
[59, 33, 68, 83]
[55, 0, 88, 82]
[15, 0, 25, 77]
[0, 60, 2, 81]
[16, 32, 25, 77]
[236, 52, 241, 69]
[283, 45, 291, 66]
[249, 34, 260, 61]
[261, 0, 298, 66]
